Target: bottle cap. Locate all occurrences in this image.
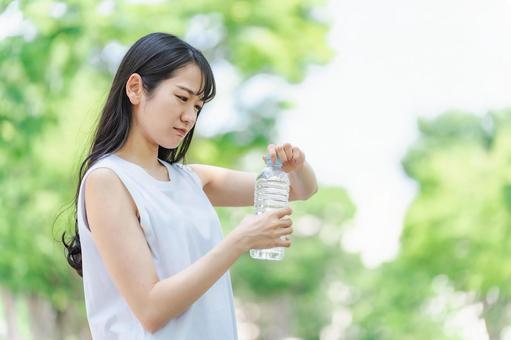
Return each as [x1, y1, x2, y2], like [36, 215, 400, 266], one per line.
[264, 153, 282, 167]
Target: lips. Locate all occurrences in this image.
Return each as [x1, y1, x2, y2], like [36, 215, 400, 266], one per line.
[174, 128, 187, 136]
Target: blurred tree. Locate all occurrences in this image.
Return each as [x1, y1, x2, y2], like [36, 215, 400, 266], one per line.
[344, 258, 453, 339]
[400, 110, 511, 338]
[347, 110, 511, 339]
[0, 0, 351, 339]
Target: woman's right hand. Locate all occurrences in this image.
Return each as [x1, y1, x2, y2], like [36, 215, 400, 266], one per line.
[234, 206, 293, 252]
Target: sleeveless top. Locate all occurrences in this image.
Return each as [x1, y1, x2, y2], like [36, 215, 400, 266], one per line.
[76, 153, 239, 340]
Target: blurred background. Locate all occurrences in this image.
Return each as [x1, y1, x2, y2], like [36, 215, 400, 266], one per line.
[1, 0, 511, 339]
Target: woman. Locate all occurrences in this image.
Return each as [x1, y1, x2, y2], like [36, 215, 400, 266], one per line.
[62, 32, 318, 339]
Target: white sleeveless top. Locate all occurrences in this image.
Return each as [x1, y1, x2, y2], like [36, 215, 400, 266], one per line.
[77, 153, 239, 340]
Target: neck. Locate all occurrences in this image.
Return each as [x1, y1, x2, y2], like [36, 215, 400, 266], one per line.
[116, 125, 160, 170]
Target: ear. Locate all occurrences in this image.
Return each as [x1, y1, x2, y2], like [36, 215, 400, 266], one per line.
[126, 73, 143, 105]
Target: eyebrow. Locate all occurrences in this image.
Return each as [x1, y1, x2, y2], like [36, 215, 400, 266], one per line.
[177, 85, 200, 97]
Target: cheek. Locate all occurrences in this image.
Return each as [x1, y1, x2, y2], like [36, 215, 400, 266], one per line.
[144, 96, 173, 123]
[158, 95, 181, 119]
[134, 101, 164, 136]
[135, 113, 157, 139]
[137, 94, 187, 144]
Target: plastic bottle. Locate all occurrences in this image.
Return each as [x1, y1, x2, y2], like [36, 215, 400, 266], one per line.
[249, 153, 290, 261]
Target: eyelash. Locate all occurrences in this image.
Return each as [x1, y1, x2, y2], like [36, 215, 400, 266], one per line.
[176, 95, 202, 111]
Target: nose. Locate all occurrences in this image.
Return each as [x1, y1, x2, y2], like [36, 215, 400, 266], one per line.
[181, 107, 197, 126]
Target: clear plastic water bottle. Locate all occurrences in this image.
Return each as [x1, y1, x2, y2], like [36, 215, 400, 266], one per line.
[250, 153, 290, 261]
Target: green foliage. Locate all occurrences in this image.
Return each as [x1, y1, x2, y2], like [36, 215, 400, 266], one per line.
[346, 260, 455, 340]
[0, 0, 342, 338]
[401, 110, 511, 337]
[402, 110, 511, 296]
[348, 110, 511, 339]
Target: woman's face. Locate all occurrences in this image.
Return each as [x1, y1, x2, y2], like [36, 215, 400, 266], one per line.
[133, 63, 205, 149]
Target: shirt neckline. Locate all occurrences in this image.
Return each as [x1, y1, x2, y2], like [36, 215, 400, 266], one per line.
[110, 153, 173, 187]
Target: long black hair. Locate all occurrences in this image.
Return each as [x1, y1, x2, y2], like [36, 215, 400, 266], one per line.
[61, 32, 216, 277]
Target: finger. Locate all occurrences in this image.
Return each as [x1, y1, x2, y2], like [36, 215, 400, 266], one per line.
[283, 143, 293, 161]
[278, 217, 293, 228]
[276, 144, 288, 163]
[276, 226, 293, 236]
[274, 206, 292, 218]
[277, 237, 292, 248]
[267, 144, 277, 164]
[292, 146, 304, 164]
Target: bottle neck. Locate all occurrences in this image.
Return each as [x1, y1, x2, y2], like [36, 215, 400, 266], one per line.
[266, 164, 283, 171]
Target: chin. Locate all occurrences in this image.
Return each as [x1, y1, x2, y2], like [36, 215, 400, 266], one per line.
[159, 143, 180, 150]
[158, 138, 181, 150]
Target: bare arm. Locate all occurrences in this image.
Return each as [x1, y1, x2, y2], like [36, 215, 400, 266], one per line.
[146, 233, 244, 332]
[188, 164, 257, 207]
[85, 168, 247, 333]
[188, 162, 317, 208]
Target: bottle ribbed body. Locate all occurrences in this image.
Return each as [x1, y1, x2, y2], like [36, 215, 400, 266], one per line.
[250, 160, 290, 261]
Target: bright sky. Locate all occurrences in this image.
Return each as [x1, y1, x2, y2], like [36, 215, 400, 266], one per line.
[277, 0, 511, 270]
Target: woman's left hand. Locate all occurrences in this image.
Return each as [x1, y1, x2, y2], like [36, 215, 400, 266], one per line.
[263, 143, 306, 173]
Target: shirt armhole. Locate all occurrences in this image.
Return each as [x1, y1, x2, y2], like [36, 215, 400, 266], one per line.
[178, 163, 204, 189]
[78, 166, 153, 244]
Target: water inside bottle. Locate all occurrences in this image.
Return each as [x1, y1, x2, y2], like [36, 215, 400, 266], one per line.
[250, 176, 289, 261]
[254, 178, 289, 214]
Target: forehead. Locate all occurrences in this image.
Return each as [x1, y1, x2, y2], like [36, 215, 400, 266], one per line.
[166, 63, 204, 95]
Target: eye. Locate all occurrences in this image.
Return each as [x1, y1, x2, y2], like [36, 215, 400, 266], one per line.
[176, 95, 202, 112]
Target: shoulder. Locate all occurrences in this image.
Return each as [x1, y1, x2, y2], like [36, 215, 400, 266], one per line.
[84, 167, 137, 215]
[83, 154, 125, 191]
[86, 167, 119, 187]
